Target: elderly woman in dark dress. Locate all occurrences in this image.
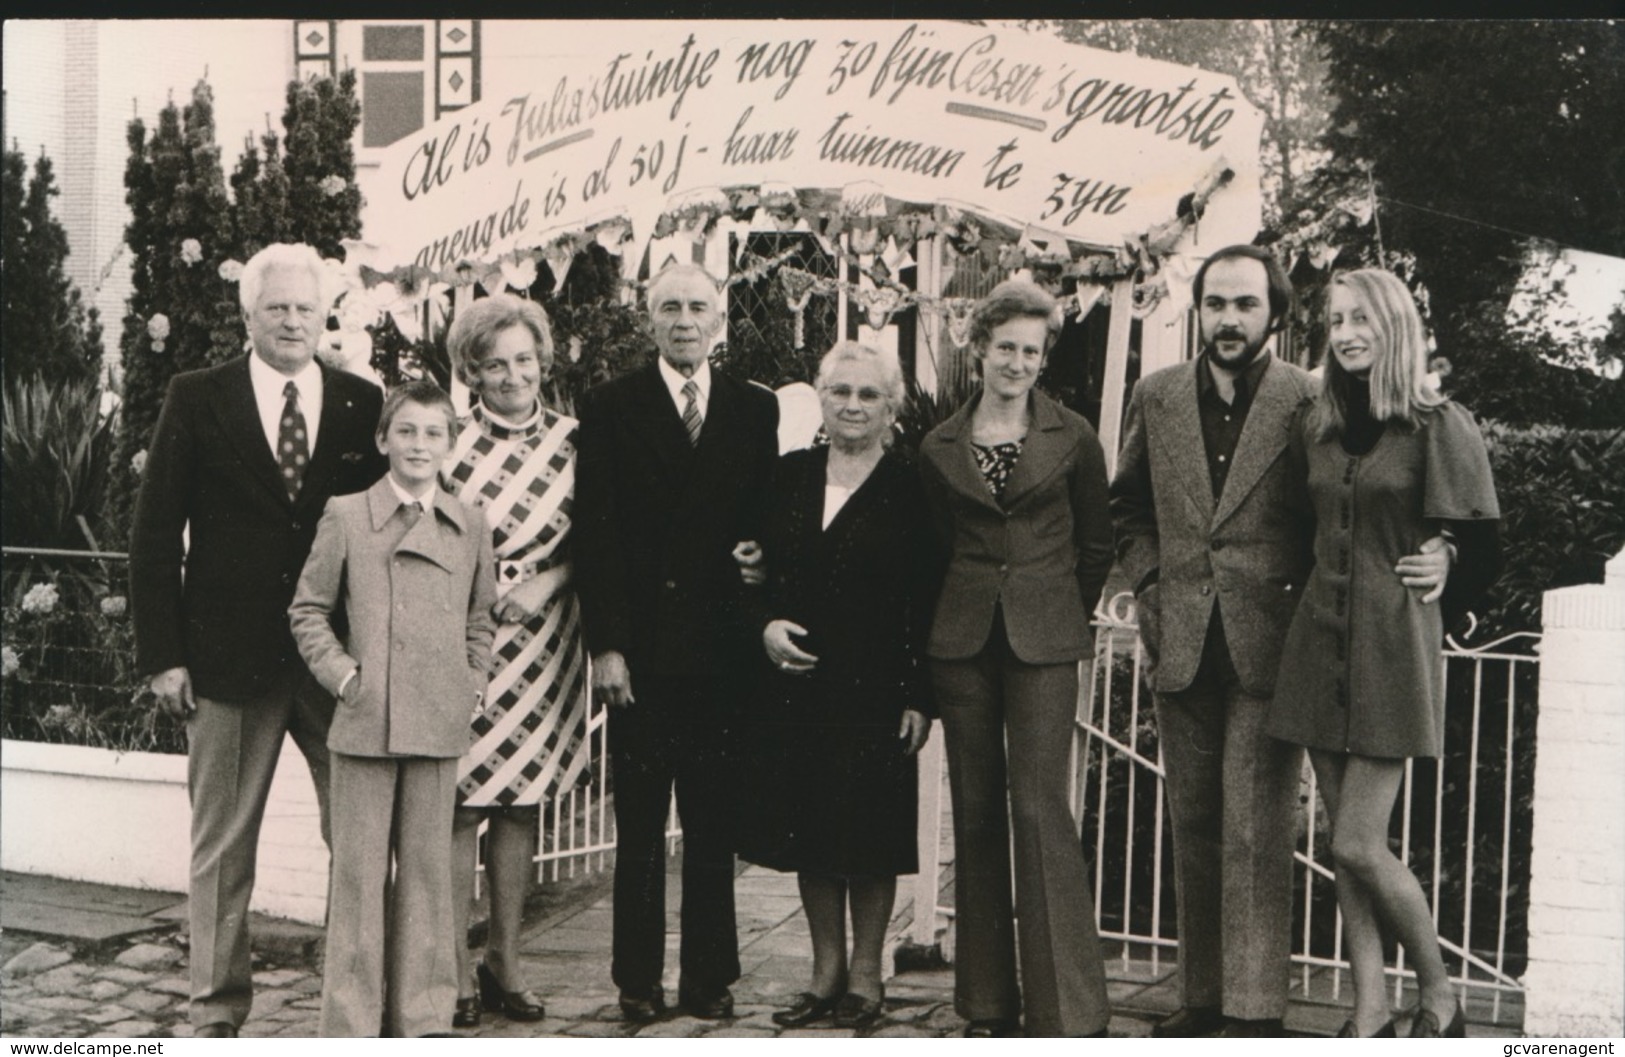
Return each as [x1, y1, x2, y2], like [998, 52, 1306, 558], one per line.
[735, 341, 943, 1031]
[1267, 268, 1500, 1039]
[918, 279, 1113, 1038]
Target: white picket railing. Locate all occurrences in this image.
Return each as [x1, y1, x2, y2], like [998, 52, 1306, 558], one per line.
[905, 593, 1534, 1028]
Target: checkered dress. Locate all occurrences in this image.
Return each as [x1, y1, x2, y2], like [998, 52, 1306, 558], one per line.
[444, 401, 590, 808]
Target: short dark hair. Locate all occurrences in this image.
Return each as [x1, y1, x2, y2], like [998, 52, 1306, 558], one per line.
[968, 278, 1061, 354]
[376, 379, 459, 444]
[1190, 244, 1294, 333]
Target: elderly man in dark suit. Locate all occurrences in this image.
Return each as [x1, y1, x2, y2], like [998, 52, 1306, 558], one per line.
[131, 242, 387, 1038]
[1111, 246, 1450, 1037]
[575, 263, 779, 1024]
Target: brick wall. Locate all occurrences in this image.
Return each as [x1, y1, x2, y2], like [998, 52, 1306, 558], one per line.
[1523, 548, 1625, 1037]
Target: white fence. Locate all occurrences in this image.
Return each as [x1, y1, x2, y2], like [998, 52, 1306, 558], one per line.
[903, 593, 1534, 1028]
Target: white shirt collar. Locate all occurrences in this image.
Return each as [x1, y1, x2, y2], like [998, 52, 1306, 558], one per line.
[248, 352, 323, 401]
[248, 353, 324, 456]
[386, 474, 437, 509]
[658, 357, 710, 414]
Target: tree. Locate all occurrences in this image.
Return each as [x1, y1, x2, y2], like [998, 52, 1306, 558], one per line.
[229, 129, 292, 260]
[105, 80, 242, 545]
[277, 69, 364, 258]
[1, 147, 104, 385]
[1303, 20, 1625, 426]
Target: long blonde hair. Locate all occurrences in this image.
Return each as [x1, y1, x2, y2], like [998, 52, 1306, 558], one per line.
[1310, 268, 1444, 440]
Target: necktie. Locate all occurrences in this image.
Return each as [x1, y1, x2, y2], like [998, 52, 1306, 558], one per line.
[277, 381, 310, 501]
[680, 379, 702, 447]
[402, 500, 424, 525]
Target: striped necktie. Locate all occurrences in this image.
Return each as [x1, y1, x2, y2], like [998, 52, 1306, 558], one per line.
[680, 379, 702, 447]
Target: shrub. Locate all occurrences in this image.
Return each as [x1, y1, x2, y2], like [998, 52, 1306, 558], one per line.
[1479, 423, 1625, 638]
[0, 564, 184, 754]
[2, 374, 115, 551]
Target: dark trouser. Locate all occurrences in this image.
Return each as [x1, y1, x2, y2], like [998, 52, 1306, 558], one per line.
[607, 679, 740, 997]
[931, 616, 1110, 1037]
[1155, 613, 1302, 1020]
[186, 666, 334, 1028]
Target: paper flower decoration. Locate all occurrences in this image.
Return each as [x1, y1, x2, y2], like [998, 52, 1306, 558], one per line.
[181, 239, 204, 265]
[147, 314, 170, 352]
[319, 175, 348, 197]
[21, 583, 60, 616]
[218, 259, 244, 282]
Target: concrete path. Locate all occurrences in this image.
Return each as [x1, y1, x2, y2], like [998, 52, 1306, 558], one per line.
[1, 867, 1520, 1038]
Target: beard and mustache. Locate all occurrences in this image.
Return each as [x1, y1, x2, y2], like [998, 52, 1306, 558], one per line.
[1202, 325, 1270, 371]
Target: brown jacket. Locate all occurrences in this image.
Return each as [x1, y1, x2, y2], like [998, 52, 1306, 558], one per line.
[1109, 355, 1317, 695]
[920, 390, 1113, 664]
[289, 477, 497, 758]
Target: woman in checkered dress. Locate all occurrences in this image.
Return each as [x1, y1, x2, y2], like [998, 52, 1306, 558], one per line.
[442, 294, 589, 1028]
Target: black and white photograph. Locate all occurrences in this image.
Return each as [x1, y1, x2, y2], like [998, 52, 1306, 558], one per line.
[1, 17, 1621, 1041]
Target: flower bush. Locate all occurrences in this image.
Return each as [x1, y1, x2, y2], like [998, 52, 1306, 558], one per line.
[1, 565, 184, 754]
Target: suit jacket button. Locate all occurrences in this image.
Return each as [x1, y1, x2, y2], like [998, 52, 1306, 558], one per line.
[281, 573, 292, 585]
[665, 580, 677, 590]
[999, 564, 1008, 574]
[1200, 585, 1212, 596]
[291, 521, 302, 532]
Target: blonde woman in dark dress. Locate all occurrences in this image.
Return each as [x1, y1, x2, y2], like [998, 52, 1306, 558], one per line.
[1268, 269, 1500, 1039]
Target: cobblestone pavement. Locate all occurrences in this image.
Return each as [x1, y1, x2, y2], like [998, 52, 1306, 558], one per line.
[2, 866, 1519, 1039]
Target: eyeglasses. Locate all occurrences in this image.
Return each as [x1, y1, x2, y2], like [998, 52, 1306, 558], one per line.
[819, 384, 888, 406]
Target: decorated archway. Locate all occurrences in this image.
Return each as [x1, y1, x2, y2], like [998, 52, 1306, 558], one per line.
[339, 20, 1266, 469]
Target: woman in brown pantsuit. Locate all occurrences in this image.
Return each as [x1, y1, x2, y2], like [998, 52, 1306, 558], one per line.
[918, 279, 1114, 1038]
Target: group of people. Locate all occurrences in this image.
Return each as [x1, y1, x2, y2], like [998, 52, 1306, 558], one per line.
[129, 236, 1497, 1039]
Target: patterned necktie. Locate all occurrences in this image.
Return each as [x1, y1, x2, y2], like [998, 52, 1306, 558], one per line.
[277, 381, 310, 501]
[680, 379, 702, 447]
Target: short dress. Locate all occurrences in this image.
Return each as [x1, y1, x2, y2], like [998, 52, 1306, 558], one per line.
[1267, 400, 1499, 759]
[736, 447, 943, 877]
[444, 401, 591, 807]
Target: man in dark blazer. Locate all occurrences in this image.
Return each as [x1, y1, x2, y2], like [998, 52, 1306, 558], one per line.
[130, 243, 387, 1038]
[574, 263, 779, 1023]
[1110, 246, 1449, 1037]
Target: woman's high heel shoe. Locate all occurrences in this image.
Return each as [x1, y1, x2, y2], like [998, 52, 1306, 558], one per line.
[1408, 1004, 1465, 1038]
[452, 995, 481, 1029]
[477, 961, 546, 1022]
[772, 992, 843, 1028]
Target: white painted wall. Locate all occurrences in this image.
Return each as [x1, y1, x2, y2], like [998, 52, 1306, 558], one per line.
[1, 736, 328, 925]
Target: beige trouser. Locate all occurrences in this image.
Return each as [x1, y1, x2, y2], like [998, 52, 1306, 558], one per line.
[186, 669, 334, 1029]
[320, 753, 458, 1038]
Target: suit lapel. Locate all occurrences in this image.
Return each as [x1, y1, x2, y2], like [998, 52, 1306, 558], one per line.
[627, 363, 692, 475]
[1213, 357, 1298, 528]
[298, 364, 363, 513]
[927, 395, 1002, 514]
[1000, 393, 1069, 510]
[212, 356, 293, 508]
[369, 480, 463, 572]
[1151, 365, 1216, 523]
